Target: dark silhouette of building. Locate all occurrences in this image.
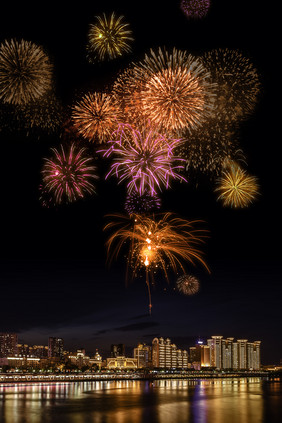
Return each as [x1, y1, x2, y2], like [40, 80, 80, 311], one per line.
[111, 344, 125, 357]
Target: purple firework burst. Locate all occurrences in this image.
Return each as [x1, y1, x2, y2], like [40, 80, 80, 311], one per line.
[100, 122, 187, 195]
[180, 0, 210, 19]
[124, 189, 161, 215]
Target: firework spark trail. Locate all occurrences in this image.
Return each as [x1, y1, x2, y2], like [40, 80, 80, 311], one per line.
[104, 212, 209, 313]
[41, 143, 98, 205]
[87, 12, 134, 62]
[99, 122, 187, 195]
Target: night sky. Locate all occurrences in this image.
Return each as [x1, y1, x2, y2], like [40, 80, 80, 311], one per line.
[0, 1, 280, 364]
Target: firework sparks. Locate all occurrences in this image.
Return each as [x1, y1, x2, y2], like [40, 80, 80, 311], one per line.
[180, 0, 210, 19]
[41, 143, 98, 205]
[176, 274, 200, 295]
[175, 120, 245, 178]
[125, 47, 215, 133]
[87, 12, 134, 62]
[104, 212, 209, 313]
[201, 48, 261, 123]
[0, 38, 53, 105]
[100, 122, 187, 195]
[124, 189, 161, 215]
[71, 92, 123, 144]
[215, 162, 259, 208]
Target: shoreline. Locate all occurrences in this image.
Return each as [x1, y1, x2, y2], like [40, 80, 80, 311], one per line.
[0, 370, 276, 385]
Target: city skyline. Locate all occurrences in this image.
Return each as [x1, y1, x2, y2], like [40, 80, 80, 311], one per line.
[0, 0, 280, 368]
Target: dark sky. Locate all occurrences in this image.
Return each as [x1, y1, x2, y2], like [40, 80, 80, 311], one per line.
[0, 1, 280, 364]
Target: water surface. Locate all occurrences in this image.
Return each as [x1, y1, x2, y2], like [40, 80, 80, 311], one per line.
[0, 377, 281, 423]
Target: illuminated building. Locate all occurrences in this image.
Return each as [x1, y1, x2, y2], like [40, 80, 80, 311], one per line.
[30, 345, 49, 358]
[16, 343, 30, 357]
[133, 343, 152, 368]
[152, 337, 189, 369]
[111, 344, 125, 358]
[0, 333, 18, 357]
[106, 356, 137, 369]
[68, 349, 90, 369]
[48, 337, 64, 358]
[237, 339, 248, 369]
[201, 345, 211, 367]
[222, 338, 234, 369]
[205, 336, 261, 370]
[89, 349, 103, 369]
[207, 336, 223, 369]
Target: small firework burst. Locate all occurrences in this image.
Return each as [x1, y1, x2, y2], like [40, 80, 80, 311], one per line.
[41, 143, 98, 205]
[121, 47, 215, 133]
[176, 274, 200, 295]
[124, 190, 161, 215]
[100, 121, 186, 195]
[201, 48, 261, 123]
[87, 12, 134, 62]
[71, 92, 123, 144]
[175, 120, 245, 178]
[180, 0, 211, 19]
[215, 163, 259, 208]
[0, 38, 53, 105]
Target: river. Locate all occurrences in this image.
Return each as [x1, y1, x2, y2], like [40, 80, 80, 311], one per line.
[0, 377, 281, 422]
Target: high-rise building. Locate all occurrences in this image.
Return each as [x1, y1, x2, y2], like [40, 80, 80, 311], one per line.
[237, 339, 248, 369]
[111, 344, 125, 358]
[207, 336, 223, 369]
[133, 343, 152, 368]
[152, 337, 188, 369]
[0, 333, 18, 357]
[48, 337, 64, 358]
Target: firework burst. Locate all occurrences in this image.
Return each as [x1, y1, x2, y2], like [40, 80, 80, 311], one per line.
[176, 274, 200, 295]
[180, 0, 211, 19]
[100, 122, 186, 195]
[175, 120, 245, 178]
[201, 48, 261, 123]
[87, 12, 134, 62]
[41, 143, 98, 205]
[104, 212, 209, 313]
[126, 47, 215, 133]
[0, 38, 53, 105]
[124, 189, 161, 215]
[215, 162, 259, 208]
[71, 92, 123, 144]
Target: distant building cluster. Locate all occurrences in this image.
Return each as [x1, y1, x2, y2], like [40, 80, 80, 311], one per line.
[0, 332, 261, 371]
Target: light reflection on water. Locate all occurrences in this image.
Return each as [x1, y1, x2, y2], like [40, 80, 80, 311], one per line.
[0, 378, 281, 423]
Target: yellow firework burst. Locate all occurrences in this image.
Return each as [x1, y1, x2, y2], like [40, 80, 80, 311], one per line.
[87, 12, 134, 62]
[71, 92, 123, 144]
[215, 163, 259, 208]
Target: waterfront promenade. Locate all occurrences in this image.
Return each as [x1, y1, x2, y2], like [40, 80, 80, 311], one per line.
[0, 370, 272, 385]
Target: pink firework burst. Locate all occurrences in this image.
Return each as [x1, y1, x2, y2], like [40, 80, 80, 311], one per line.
[180, 0, 211, 19]
[100, 122, 186, 195]
[41, 143, 98, 204]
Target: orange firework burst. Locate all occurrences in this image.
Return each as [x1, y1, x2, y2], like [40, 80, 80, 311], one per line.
[71, 92, 123, 144]
[0, 38, 53, 105]
[215, 162, 259, 208]
[87, 12, 134, 62]
[104, 212, 209, 313]
[122, 47, 215, 132]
